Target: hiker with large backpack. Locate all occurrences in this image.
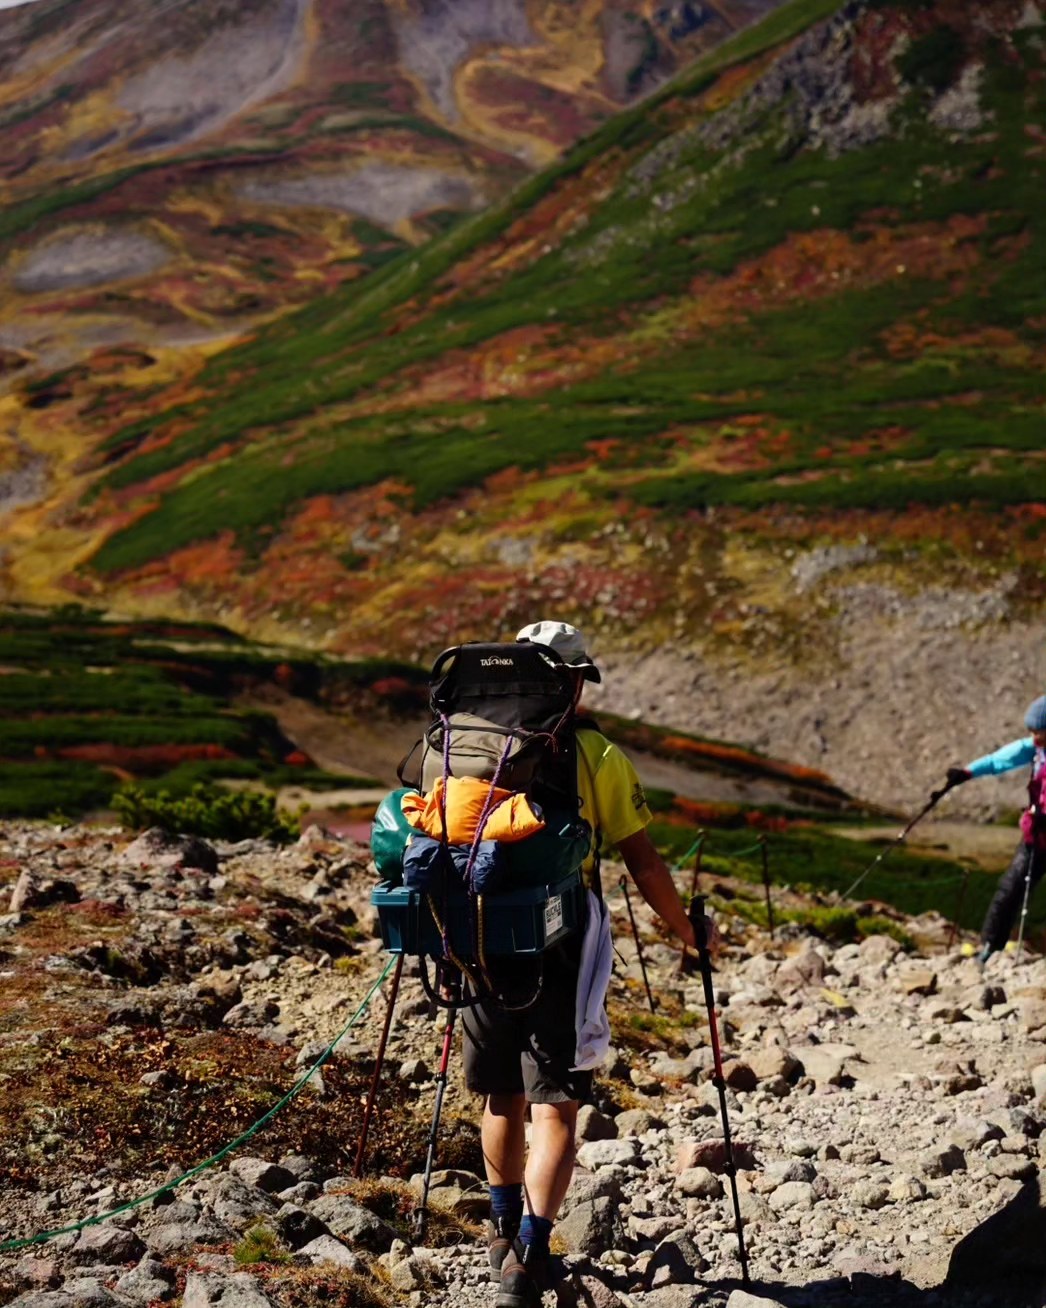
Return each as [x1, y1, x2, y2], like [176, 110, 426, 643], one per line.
[371, 618, 716, 1305]
[461, 620, 712, 1308]
[945, 695, 1046, 964]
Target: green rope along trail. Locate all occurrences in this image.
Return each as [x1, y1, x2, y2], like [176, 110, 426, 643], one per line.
[0, 955, 397, 1255]
[716, 839, 767, 859]
[672, 833, 705, 870]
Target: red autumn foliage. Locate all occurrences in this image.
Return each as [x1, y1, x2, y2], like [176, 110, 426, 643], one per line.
[54, 744, 237, 771]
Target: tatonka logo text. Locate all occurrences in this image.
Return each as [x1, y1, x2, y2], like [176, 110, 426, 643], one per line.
[480, 657, 515, 667]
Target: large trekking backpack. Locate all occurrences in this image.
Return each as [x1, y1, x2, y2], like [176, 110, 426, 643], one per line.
[370, 640, 592, 1004]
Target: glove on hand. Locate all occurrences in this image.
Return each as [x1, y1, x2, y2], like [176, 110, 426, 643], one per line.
[946, 766, 972, 787]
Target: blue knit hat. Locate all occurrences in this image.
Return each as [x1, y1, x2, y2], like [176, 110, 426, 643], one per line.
[1025, 696, 1046, 732]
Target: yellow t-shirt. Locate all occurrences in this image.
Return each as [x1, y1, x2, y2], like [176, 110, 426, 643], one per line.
[576, 727, 652, 884]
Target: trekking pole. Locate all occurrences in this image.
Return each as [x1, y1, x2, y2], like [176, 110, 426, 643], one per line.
[619, 874, 656, 1014]
[758, 835, 775, 941]
[841, 778, 958, 902]
[945, 870, 970, 953]
[687, 894, 750, 1287]
[687, 831, 706, 900]
[678, 832, 706, 976]
[1016, 859, 1034, 962]
[414, 961, 460, 1241]
[353, 953, 404, 1178]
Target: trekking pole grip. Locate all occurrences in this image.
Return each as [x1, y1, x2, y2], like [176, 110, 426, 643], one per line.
[689, 893, 710, 954]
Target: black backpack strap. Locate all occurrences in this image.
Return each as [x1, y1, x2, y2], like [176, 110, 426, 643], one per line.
[576, 727, 604, 903]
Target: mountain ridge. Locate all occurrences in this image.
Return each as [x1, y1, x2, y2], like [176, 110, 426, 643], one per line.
[1, 0, 1045, 818]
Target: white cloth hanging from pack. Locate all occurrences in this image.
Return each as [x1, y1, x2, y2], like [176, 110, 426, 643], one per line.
[572, 889, 613, 1071]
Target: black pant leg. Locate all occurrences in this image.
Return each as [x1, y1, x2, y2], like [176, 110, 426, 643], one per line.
[980, 842, 1046, 950]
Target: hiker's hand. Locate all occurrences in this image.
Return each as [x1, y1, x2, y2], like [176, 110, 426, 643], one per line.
[687, 911, 720, 956]
[946, 767, 972, 788]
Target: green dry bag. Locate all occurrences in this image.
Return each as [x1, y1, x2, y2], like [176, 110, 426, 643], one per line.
[371, 787, 419, 884]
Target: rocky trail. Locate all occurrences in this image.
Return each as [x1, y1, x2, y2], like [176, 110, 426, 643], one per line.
[2, 820, 1046, 1308]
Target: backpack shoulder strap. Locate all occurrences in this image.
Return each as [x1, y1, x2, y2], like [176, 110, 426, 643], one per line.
[576, 726, 604, 901]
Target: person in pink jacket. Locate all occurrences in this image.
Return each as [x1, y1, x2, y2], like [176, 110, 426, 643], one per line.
[946, 695, 1046, 964]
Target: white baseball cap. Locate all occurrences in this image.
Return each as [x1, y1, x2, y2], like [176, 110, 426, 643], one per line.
[516, 620, 601, 682]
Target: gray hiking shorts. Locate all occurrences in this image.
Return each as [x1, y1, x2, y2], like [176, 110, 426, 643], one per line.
[461, 945, 593, 1104]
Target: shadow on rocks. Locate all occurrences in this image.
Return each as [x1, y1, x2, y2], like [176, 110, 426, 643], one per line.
[686, 1274, 1039, 1308]
[652, 1174, 1046, 1308]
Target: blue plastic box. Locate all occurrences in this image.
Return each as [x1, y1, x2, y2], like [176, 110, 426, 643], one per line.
[371, 869, 585, 958]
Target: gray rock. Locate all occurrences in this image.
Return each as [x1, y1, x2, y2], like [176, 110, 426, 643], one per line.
[6, 1282, 120, 1307]
[919, 1143, 966, 1178]
[675, 1167, 722, 1199]
[764, 1158, 816, 1185]
[67, 1224, 146, 1266]
[398, 1057, 428, 1082]
[563, 1171, 623, 1210]
[726, 1292, 789, 1308]
[274, 1203, 328, 1249]
[381, 1238, 426, 1291]
[555, 1196, 627, 1254]
[222, 999, 280, 1029]
[887, 1174, 927, 1203]
[730, 1190, 773, 1225]
[114, 1257, 176, 1303]
[631, 1214, 685, 1242]
[614, 1109, 665, 1136]
[146, 1216, 234, 1253]
[576, 1104, 618, 1142]
[309, 1194, 396, 1252]
[631, 1287, 703, 1308]
[121, 828, 218, 875]
[989, 1155, 1038, 1182]
[768, 1180, 815, 1212]
[644, 1229, 704, 1288]
[791, 1044, 855, 1086]
[566, 1270, 629, 1306]
[296, 1233, 366, 1270]
[277, 1181, 321, 1205]
[576, 1139, 640, 1170]
[229, 1158, 297, 1194]
[279, 1153, 324, 1183]
[850, 1180, 890, 1210]
[182, 1272, 276, 1306]
[202, 1174, 277, 1230]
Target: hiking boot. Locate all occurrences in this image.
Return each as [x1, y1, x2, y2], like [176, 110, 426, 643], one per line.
[494, 1243, 550, 1308]
[486, 1216, 520, 1278]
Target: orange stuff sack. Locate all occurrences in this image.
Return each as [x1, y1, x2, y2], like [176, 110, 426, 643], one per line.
[401, 776, 545, 844]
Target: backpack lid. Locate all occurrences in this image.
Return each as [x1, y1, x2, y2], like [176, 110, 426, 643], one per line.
[428, 641, 576, 732]
[398, 642, 579, 797]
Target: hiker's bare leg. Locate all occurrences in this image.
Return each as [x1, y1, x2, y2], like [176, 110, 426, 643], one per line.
[524, 1101, 578, 1219]
[483, 1092, 527, 1184]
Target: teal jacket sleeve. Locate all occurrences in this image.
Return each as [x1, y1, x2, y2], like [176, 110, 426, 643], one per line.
[966, 737, 1036, 777]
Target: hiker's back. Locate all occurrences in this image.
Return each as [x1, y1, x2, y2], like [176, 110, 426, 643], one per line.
[370, 640, 592, 982]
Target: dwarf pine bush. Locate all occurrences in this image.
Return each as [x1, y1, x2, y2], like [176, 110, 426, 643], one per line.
[113, 782, 299, 843]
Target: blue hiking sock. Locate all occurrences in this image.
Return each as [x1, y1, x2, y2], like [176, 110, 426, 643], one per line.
[490, 1183, 524, 1225]
[518, 1214, 553, 1255]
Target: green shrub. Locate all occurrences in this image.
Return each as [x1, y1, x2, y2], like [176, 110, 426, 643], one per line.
[113, 783, 300, 842]
[233, 1224, 290, 1266]
[897, 26, 965, 93]
[0, 761, 117, 818]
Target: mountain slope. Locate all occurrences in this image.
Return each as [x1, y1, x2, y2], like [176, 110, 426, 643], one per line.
[12, 1, 1041, 598]
[0, 0, 785, 368]
[2, 0, 1045, 815]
